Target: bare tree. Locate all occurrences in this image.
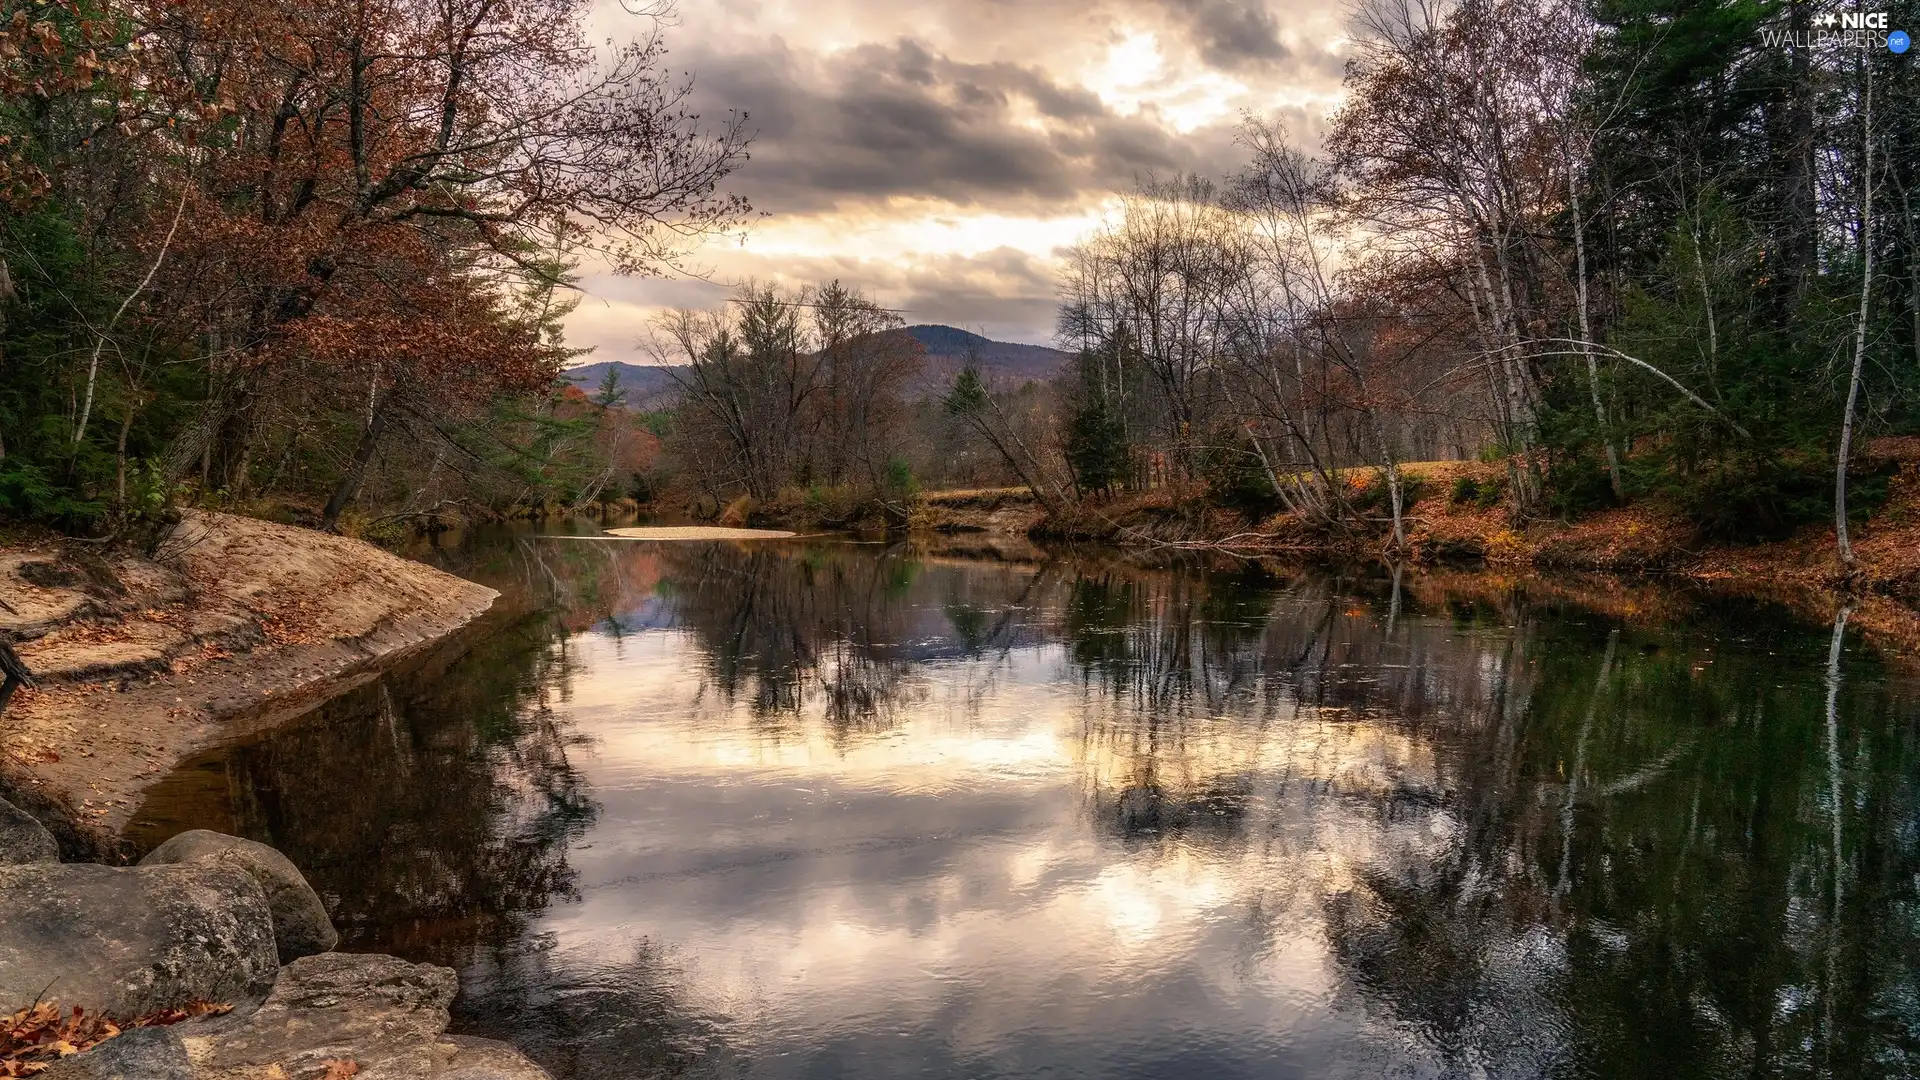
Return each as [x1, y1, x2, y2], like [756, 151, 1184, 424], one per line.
[657, 282, 922, 507]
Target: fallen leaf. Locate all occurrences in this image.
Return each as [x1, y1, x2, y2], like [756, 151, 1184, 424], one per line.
[2, 999, 232, 1075]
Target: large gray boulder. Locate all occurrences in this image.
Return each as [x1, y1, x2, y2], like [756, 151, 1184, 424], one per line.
[37, 1026, 196, 1080]
[139, 830, 339, 962]
[0, 795, 58, 865]
[0, 861, 278, 1017]
[180, 952, 457, 1080]
[435, 1035, 554, 1079]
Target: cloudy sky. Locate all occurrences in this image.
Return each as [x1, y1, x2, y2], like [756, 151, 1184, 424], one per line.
[567, 0, 1353, 362]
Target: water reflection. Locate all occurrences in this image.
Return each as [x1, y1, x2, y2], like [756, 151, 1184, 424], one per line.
[130, 615, 598, 947]
[129, 531, 1920, 1080]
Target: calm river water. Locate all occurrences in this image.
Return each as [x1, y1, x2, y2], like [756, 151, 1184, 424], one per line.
[127, 524, 1919, 1079]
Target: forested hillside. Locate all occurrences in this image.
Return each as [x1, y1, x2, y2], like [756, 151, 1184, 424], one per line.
[560, 326, 1067, 403]
[905, 326, 1067, 384]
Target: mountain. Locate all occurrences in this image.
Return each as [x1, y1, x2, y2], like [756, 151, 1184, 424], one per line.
[561, 362, 682, 407]
[904, 325, 1069, 385]
[561, 326, 1067, 402]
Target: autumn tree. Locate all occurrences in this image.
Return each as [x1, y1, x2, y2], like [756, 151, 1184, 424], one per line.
[0, 0, 751, 529]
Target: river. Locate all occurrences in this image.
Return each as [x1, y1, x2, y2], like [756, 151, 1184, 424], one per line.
[124, 523, 1920, 1079]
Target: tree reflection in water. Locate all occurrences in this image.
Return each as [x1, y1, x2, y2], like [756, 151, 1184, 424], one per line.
[1042, 562, 1913, 1078]
[129, 614, 599, 945]
[128, 533, 1920, 1080]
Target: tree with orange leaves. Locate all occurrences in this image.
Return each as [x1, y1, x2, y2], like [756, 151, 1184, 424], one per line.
[0, 0, 749, 529]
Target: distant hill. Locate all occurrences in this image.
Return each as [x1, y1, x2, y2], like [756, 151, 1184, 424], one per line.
[561, 362, 682, 407]
[905, 325, 1068, 385]
[561, 326, 1067, 403]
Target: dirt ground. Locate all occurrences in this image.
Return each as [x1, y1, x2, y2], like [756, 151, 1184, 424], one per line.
[0, 511, 498, 859]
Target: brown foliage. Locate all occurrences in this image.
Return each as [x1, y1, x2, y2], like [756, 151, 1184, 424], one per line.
[4, 0, 751, 515]
[1, 1000, 232, 1076]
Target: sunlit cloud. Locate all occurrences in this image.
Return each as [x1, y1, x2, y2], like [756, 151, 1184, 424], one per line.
[742, 201, 1112, 262]
[1083, 29, 1254, 132]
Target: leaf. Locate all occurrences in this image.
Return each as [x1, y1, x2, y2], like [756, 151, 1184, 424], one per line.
[2, 1000, 233, 1075]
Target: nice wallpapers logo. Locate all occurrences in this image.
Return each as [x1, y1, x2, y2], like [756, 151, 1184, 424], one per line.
[1762, 9, 1911, 51]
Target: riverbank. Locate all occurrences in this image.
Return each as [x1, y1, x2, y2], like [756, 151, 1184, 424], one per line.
[1022, 447, 1914, 584]
[0, 511, 499, 860]
[900, 442, 1920, 657]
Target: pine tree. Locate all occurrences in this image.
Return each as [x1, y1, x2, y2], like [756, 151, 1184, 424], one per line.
[1065, 398, 1128, 497]
[592, 368, 627, 411]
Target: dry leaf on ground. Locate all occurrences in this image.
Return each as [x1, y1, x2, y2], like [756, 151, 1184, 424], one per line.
[1, 1000, 231, 1076]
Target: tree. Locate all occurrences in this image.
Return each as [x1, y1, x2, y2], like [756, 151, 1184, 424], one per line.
[593, 369, 628, 413]
[1059, 176, 1248, 478]
[656, 281, 923, 506]
[1064, 396, 1128, 497]
[944, 364, 1068, 515]
[1836, 58, 1876, 571]
[0, 0, 752, 530]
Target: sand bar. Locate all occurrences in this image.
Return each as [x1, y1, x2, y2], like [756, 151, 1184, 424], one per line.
[602, 526, 799, 540]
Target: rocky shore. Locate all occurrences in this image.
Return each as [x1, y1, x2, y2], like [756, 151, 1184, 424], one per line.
[0, 511, 541, 1075]
[0, 511, 500, 858]
[1, 808, 548, 1078]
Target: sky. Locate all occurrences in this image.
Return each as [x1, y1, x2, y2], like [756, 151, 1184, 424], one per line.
[566, 0, 1354, 362]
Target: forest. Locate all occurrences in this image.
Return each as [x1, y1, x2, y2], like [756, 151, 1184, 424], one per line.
[0, 0, 750, 536]
[2, 0, 1917, 563]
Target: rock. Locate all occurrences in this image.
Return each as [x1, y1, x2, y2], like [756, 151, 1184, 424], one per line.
[37, 1026, 196, 1080]
[139, 830, 339, 962]
[0, 861, 278, 1017]
[0, 795, 58, 864]
[435, 1035, 554, 1079]
[181, 952, 457, 1080]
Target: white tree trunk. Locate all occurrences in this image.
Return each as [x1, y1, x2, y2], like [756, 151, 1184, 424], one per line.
[76, 183, 190, 447]
[1836, 64, 1873, 570]
[1569, 174, 1622, 498]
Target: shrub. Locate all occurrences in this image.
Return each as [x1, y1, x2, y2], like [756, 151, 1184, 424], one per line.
[1448, 474, 1506, 510]
[1351, 471, 1426, 515]
[0, 459, 102, 526]
[1634, 451, 1892, 542]
[1199, 433, 1284, 520]
[881, 457, 919, 500]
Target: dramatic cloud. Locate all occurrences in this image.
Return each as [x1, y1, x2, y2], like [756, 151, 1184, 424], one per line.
[681, 37, 1230, 214]
[1167, 0, 1293, 70]
[567, 0, 1351, 354]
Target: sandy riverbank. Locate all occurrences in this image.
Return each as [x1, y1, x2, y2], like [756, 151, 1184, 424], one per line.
[602, 525, 798, 540]
[0, 511, 498, 859]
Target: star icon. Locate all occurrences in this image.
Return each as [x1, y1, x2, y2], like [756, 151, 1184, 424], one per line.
[1814, 11, 1838, 27]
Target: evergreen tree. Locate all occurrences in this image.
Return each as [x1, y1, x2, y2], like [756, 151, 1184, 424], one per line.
[592, 368, 627, 412]
[1065, 397, 1128, 497]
